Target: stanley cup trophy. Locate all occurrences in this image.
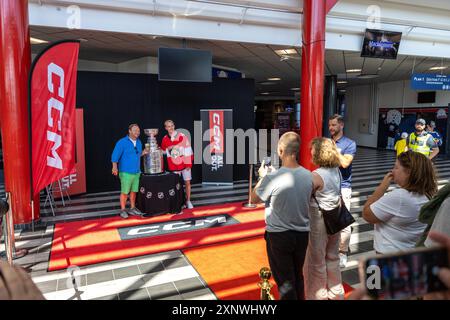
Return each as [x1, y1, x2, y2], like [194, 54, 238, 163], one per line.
[143, 129, 164, 174]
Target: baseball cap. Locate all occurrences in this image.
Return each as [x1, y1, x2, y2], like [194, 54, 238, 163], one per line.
[401, 132, 408, 139]
[416, 118, 426, 125]
[429, 121, 436, 128]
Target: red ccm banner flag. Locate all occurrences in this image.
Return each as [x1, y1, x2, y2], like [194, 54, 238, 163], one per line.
[30, 41, 80, 196]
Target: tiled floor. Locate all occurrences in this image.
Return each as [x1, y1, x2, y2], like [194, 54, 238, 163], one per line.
[1, 148, 450, 300]
[32, 250, 216, 300]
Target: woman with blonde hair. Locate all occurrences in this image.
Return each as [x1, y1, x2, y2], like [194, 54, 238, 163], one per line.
[304, 137, 345, 300]
[363, 150, 438, 254]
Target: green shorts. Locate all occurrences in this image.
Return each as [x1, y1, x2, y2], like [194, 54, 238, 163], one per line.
[119, 172, 141, 194]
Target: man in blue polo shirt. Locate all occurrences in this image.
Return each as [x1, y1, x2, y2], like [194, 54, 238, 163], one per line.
[329, 114, 357, 268]
[112, 124, 148, 219]
[427, 121, 443, 148]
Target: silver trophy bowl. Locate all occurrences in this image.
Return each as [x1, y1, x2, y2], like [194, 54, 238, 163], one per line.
[144, 128, 159, 137]
[143, 128, 163, 174]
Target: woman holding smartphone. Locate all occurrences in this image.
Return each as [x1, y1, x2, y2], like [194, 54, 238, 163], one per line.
[304, 137, 345, 300]
[362, 151, 438, 254]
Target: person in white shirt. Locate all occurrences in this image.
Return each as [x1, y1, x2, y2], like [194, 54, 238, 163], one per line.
[362, 151, 438, 254]
[424, 196, 450, 247]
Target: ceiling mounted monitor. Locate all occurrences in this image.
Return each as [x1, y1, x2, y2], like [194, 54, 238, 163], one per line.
[158, 47, 212, 82]
[417, 91, 436, 104]
[361, 29, 402, 60]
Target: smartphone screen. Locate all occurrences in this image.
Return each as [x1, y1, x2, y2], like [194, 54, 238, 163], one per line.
[360, 247, 449, 300]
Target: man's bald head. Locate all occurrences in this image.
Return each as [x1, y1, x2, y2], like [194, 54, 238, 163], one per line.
[278, 132, 300, 157]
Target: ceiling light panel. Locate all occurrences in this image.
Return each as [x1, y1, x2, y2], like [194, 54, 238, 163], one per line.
[429, 66, 447, 70]
[274, 49, 298, 56]
[30, 37, 48, 44]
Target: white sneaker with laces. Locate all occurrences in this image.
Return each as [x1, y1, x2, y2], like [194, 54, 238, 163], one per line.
[339, 252, 348, 268]
[186, 201, 194, 209]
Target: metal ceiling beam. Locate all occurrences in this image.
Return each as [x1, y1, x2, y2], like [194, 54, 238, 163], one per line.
[28, 0, 450, 58]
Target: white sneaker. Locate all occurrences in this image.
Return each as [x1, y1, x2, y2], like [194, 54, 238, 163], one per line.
[186, 201, 194, 209]
[339, 253, 348, 268]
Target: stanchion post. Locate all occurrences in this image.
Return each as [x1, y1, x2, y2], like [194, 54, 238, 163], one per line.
[4, 193, 28, 262]
[242, 164, 256, 208]
[4, 193, 14, 265]
[258, 267, 275, 300]
[1, 211, 12, 265]
[31, 199, 35, 232]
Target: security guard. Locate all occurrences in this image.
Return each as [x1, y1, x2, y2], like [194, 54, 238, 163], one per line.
[405, 118, 439, 159]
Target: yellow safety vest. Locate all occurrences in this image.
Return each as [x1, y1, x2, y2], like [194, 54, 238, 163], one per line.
[408, 132, 432, 156]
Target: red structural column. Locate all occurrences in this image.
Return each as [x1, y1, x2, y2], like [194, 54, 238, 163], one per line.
[0, 0, 39, 224]
[299, 0, 338, 170]
[299, 0, 326, 170]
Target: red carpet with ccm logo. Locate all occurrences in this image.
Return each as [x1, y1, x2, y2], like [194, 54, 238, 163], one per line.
[48, 202, 266, 271]
[183, 237, 354, 300]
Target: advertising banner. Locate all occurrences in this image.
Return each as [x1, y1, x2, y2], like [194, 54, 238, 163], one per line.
[201, 109, 233, 185]
[52, 108, 86, 198]
[411, 73, 450, 91]
[30, 41, 80, 196]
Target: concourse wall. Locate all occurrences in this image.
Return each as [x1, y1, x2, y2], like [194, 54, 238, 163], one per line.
[345, 80, 450, 148]
[76, 71, 255, 193]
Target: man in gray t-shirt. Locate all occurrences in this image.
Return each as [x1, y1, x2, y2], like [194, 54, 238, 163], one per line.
[251, 132, 313, 300]
[256, 166, 312, 233]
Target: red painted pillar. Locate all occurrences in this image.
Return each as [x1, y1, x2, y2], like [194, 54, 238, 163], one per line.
[0, 0, 39, 224]
[299, 0, 327, 170]
[299, 0, 338, 170]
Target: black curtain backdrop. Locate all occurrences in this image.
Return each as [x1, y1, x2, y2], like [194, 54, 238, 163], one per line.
[76, 71, 255, 193]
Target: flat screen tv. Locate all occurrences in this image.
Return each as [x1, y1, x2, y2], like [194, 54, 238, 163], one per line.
[417, 91, 436, 104]
[158, 47, 212, 82]
[361, 29, 402, 60]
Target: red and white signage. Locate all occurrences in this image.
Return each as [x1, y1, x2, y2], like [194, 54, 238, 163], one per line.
[209, 110, 224, 154]
[31, 41, 80, 196]
[201, 109, 233, 184]
[52, 109, 86, 198]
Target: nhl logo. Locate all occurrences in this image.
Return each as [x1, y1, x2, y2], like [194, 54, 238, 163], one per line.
[140, 187, 146, 194]
[169, 189, 175, 196]
[158, 192, 164, 199]
[146, 192, 152, 199]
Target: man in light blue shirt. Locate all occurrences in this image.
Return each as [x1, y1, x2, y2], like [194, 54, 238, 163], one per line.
[112, 124, 148, 218]
[329, 114, 357, 268]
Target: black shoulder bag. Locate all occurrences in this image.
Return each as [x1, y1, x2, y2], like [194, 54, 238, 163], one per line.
[313, 171, 355, 235]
